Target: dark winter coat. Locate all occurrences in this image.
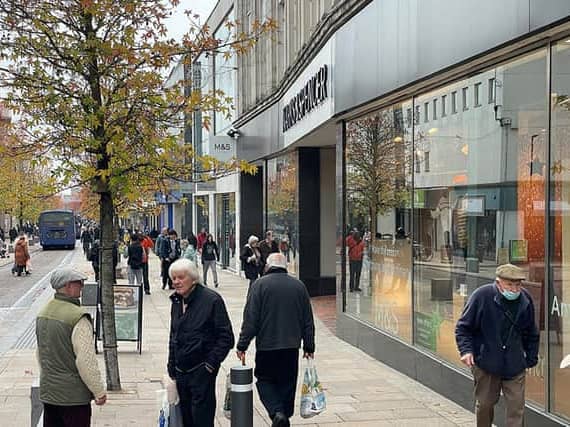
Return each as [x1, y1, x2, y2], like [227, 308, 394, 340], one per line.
[127, 243, 144, 269]
[168, 285, 234, 378]
[455, 282, 539, 379]
[159, 238, 181, 261]
[237, 268, 315, 353]
[240, 244, 261, 280]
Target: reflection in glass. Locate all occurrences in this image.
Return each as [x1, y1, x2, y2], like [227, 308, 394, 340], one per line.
[196, 195, 209, 234]
[345, 103, 413, 342]
[215, 193, 236, 269]
[267, 152, 299, 275]
[413, 50, 547, 407]
[549, 41, 570, 421]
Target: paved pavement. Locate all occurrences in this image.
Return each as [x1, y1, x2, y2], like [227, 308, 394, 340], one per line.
[0, 248, 476, 426]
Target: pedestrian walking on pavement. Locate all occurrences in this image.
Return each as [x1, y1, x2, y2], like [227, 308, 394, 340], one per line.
[236, 253, 316, 427]
[455, 263, 539, 427]
[201, 234, 220, 287]
[126, 234, 144, 287]
[80, 227, 93, 259]
[14, 235, 30, 276]
[240, 235, 261, 289]
[167, 258, 234, 427]
[181, 238, 197, 265]
[159, 229, 181, 289]
[36, 267, 106, 427]
[258, 230, 279, 275]
[89, 239, 100, 281]
[140, 233, 154, 294]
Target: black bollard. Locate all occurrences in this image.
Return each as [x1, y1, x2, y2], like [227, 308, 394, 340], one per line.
[230, 364, 253, 427]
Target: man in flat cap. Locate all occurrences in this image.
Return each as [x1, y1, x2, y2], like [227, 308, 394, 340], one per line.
[36, 267, 106, 427]
[455, 263, 539, 427]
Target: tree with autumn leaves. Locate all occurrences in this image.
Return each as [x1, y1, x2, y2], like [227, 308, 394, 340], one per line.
[346, 108, 411, 237]
[0, 0, 274, 390]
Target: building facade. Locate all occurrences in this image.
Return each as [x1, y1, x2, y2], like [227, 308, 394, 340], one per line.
[232, 0, 570, 425]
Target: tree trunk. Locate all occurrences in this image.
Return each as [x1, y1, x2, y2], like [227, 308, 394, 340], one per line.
[99, 191, 121, 390]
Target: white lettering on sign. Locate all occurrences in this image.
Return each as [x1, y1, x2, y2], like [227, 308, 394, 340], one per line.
[551, 295, 570, 317]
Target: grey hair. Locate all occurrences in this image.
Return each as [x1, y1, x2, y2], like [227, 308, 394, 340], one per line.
[169, 258, 201, 282]
[266, 252, 287, 269]
[248, 235, 259, 245]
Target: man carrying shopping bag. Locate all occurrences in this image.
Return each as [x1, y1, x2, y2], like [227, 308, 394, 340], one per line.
[236, 253, 316, 427]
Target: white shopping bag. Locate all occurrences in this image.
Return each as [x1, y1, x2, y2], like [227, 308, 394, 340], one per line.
[299, 359, 326, 418]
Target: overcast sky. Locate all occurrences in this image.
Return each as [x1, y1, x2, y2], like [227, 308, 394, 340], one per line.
[165, 0, 218, 42]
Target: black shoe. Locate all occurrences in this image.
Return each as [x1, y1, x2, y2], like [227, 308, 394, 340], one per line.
[145, 291, 151, 295]
[161, 285, 166, 290]
[354, 287, 362, 292]
[271, 412, 289, 427]
[215, 283, 218, 288]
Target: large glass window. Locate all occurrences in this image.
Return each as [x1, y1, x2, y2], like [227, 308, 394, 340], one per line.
[214, 12, 236, 134]
[549, 40, 570, 420]
[345, 102, 413, 342]
[215, 193, 236, 269]
[195, 195, 209, 234]
[267, 152, 299, 275]
[413, 50, 547, 407]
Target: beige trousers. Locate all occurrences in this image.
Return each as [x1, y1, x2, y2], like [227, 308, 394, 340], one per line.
[472, 365, 526, 427]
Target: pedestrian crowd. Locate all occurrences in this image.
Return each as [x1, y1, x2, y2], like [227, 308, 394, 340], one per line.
[35, 224, 315, 427]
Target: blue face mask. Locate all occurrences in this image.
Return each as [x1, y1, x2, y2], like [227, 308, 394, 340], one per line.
[501, 290, 521, 301]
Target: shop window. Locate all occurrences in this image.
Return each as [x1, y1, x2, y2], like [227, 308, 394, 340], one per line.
[413, 49, 547, 408]
[267, 153, 299, 276]
[345, 102, 413, 343]
[549, 41, 570, 421]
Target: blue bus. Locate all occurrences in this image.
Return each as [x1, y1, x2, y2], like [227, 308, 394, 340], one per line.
[39, 210, 76, 249]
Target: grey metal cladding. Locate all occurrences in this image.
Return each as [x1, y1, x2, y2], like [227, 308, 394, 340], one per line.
[334, 0, 570, 115]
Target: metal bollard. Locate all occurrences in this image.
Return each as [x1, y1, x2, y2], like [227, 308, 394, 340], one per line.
[230, 364, 253, 427]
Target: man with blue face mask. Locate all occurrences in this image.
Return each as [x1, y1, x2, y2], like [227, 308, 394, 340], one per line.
[455, 263, 539, 427]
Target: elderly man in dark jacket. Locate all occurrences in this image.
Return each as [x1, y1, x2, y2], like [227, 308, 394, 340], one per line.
[236, 253, 315, 427]
[455, 263, 539, 427]
[167, 258, 234, 427]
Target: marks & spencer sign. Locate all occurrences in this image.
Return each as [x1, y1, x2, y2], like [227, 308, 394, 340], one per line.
[282, 65, 328, 132]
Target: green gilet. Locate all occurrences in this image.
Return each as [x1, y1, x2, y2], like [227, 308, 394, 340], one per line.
[36, 293, 93, 406]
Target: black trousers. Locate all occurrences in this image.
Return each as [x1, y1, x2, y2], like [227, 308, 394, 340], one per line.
[175, 364, 217, 427]
[161, 259, 174, 288]
[142, 262, 150, 292]
[255, 349, 299, 419]
[348, 260, 362, 291]
[43, 403, 91, 427]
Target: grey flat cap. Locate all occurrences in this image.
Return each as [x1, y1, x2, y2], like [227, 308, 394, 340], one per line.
[50, 267, 87, 290]
[496, 263, 526, 281]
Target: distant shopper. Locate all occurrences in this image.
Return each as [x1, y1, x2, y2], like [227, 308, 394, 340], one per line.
[187, 231, 198, 252]
[202, 234, 220, 287]
[126, 234, 144, 287]
[159, 229, 181, 290]
[181, 239, 197, 265]
[36, 267, 106, 427]
[455, 263, 539, 427]
[140, 233, 154, 294]
[237, 253, 315, 427]
[89, 239, 100, 282]
[346, 231, 364, 292]
[167, 259, 234, 426]
[80, 228, 93, 259]
[14, 235, 30, 276]
[240, 235, 261, 288]
[197, 227, 208, 252]
[258, 230, 279, 275]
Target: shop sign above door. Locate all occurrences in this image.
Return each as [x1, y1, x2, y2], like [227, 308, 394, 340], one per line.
[282, 65, 328, 132]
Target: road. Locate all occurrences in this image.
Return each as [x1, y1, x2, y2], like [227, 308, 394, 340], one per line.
[0, 245, 78, 355]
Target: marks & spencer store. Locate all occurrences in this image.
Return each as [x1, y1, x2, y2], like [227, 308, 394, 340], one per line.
[332, 2, 570, 426]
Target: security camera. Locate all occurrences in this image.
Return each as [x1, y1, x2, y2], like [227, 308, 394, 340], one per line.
[226, 127, 241, 139]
